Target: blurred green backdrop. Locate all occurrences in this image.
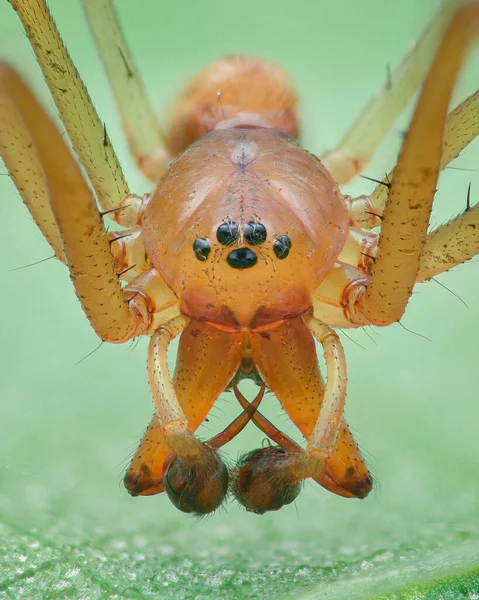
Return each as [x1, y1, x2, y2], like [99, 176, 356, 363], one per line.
[1, 1, 479, 599]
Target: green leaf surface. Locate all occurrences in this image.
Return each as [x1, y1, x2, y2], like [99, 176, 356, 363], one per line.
[1, 1, 479, 598]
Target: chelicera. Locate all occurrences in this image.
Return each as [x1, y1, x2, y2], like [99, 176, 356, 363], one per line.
[1, 0, 479, 515]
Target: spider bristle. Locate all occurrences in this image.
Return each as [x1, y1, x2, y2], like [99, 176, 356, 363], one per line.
[118, 47, 134, 79]
[118, 264, 137, 277]
[360, 174, 391, 189]
[102, 122, 109, 147]
[100, 204, 129, 217]
[365, 210, 383, 221]
[76, 340, 104, 365]
[127, 291, 140, 303]
[466, 182, 472, 212]
[9, 254, 56, 272]
[108, 233, 133, 244]
[360, 251, 376, 262]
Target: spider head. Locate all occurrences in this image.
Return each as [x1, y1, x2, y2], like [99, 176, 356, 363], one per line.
[142, 129, 349, 329]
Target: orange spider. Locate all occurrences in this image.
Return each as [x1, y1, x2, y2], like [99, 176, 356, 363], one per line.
[1, 0, 478, 515]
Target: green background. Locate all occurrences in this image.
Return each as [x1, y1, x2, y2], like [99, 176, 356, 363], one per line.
[1, 1, 479, 598]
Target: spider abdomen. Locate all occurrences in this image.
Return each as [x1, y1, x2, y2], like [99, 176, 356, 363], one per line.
[164, 56, 300, 156]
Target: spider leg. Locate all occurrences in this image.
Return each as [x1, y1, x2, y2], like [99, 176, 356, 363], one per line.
[108, 230, 151, 284]
[337, 228, 378, 272]
[0, 65, 151, 342]
[231, 316, 370, 513]
[371, 88, 479, 213]
[300, 316, 347, 464]
[311, 262, 368, 329]
[349, 3, 479, 327]
[347, 84, 479, 232]
[440, 89, 479, 169]
[0, 75, 65, 262]
[125, 321, 243, 509]
[82, 0, 170, 181]
[417, 201, 479, 281]
[345, 194, 382, 230]
[321, 0, 460, 183]
[124, 380, 262, 497]
[9, 0, 141, 222]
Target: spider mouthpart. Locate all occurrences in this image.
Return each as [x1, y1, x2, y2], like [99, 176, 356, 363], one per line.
[193, 237, 211, 261]
[231, 446, 302, 514]
[243, 221, 267, 245]
[163, 448, 229, 515]
[227, 247, 258, 269]
[273, 235, 292, 259]
[216, 221, 239, 245]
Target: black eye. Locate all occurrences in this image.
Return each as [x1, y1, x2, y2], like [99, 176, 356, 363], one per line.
[244, 221, 267, 245]
[193, 238, 211, 261]
[227, 248, 257, 269]
[273, 235, 291, 259]
[217, 222, 239, 246]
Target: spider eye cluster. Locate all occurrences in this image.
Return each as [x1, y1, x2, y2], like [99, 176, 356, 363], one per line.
[192, 220, 292, 267]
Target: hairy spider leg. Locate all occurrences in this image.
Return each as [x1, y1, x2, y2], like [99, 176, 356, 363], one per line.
[321, 0, 461, 183]
[371, 88, 479, 214]
[9, 0, 130, 212]
[247, 316, 371, 498]
[348, 3, 479, 327]
[124, 321, 243, 497]
[314, 4, 479, 327]
[82, 0, 169, 181]
[372, 87, 479, 281]
[0, 65, 150, 342]
[0, 69, 65, 262]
